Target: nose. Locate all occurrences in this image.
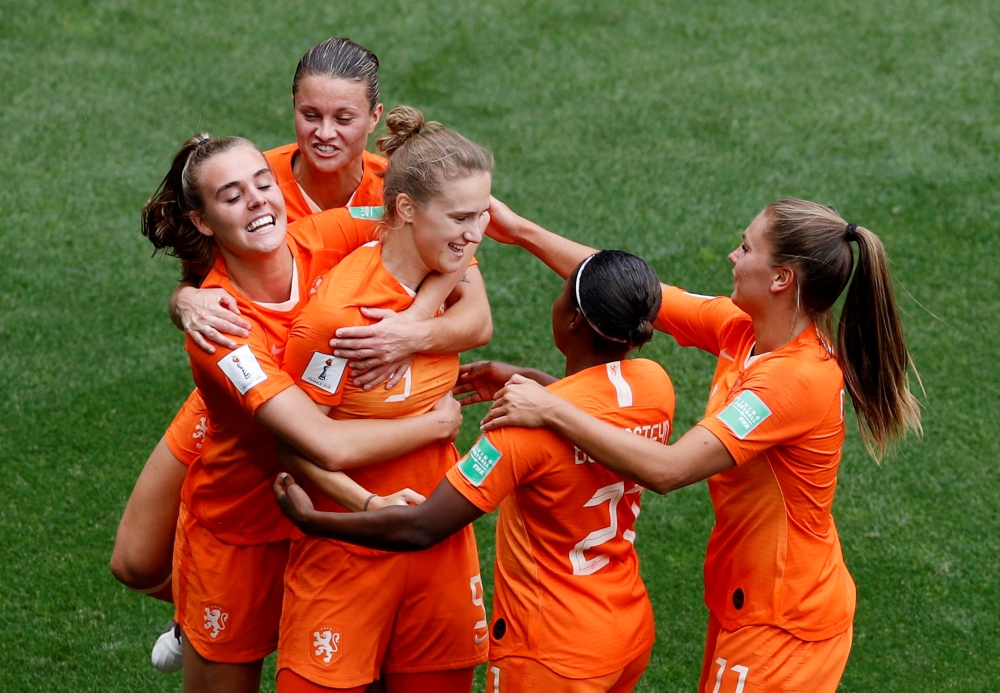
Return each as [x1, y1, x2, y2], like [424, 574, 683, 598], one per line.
[246, 185, 267, 208]
[728, 247, 739, 264]
[467, 212, 489, 243]
[316, 117, 337, 141]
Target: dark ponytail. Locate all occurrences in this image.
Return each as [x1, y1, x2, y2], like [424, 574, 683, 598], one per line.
[567, 250, 661, 350]
[764, 198, 921, 460]
[141, 133, 256, 275]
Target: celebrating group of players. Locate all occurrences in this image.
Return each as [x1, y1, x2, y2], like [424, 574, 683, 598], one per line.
[109, 37, 922, 693]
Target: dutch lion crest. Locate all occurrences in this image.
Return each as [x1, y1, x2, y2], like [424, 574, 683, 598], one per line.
[203, 606, 229, 639]
[313, 627, 342, 664]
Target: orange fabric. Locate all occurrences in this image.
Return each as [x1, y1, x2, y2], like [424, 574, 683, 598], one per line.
[182, 211, 378, 545]
[382, 670, 476, 693]
[446, 360, 673, 679]
[276, 527, 487, 688]
[172, 503, 288, 663]
[164, 389, 208, 467]
[656, 285, 855, 640]
[265, 144, 387, 223]
[697, 614, 852, 693]
[283, 241, 461, 513]
[486, 649, 651, 693]
[276, 669, 366, 693]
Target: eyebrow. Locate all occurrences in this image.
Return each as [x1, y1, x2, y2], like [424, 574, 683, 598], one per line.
[214, 168, 272, 197]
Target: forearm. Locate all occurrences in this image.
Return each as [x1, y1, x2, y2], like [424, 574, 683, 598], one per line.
[420, 266, 492, 353]
[511, 367, 559, 387]
[296, 504, 441, 551]
[542, 402, 730, 494]
[411, 250, 476, 321]
[280, 447, 371, 511]
[512, 218, 596, 279]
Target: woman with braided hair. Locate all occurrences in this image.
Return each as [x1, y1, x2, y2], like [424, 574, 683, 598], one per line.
[469, 197, 921, 692]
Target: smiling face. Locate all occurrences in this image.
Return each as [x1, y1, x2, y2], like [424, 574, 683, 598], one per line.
[728, 210, 781, 314]
[404, 171, 492, 275]
[190, 145, 288, 259]
[293, 75, 382, 176]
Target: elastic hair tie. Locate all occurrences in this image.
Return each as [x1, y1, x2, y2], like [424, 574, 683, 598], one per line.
[845, 223, 858, 241]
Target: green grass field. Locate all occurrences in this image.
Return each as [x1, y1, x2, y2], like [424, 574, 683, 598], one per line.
[2, 0, 999, 690]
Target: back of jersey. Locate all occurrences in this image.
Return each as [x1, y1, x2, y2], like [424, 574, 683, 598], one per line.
[447, 359, 675, 678]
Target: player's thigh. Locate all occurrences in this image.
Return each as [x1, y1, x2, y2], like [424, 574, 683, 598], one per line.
[383, 526, 488, 674]
[110, 436, 187, 589]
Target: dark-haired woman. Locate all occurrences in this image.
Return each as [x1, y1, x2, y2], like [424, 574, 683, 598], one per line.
[474, 199, 921, 692]
[274, 249, 675, 693]
[136, 133, 477, 692]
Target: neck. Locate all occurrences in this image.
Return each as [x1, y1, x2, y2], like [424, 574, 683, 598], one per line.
[293, 150, 364, 210]
[563, 339, 630, 377]
[217, 244, 295, 303]
[750, 306, 813, 354]
[381, 226, 433, 293]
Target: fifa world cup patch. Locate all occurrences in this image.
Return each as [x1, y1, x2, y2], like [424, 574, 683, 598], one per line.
[217, 345, 268, 395]
[457, 435, 502, 486]
[301, 352, 348, 395]
[716, 390, 772, 439]
[348, 206, 384, 221]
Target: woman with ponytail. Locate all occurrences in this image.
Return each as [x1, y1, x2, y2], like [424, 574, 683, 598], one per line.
[274, 250, 674, 693]
[472, 198, 920, 692]
[268, 106, 494, 693]
[126, 133, 474, 692]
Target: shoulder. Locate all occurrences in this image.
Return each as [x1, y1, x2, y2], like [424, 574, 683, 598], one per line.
[264, 143, 297, 169]
[362, 149, 388, 172]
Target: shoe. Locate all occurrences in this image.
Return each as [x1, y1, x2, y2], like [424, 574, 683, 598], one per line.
[151, 620, 183, 672]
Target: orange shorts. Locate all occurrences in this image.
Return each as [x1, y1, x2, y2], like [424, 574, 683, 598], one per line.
[173, 503, 289, 663]
[486, 649, 651, 693]
[277, 524, 488, 688]
[698, 615, 853, 693]
[164, 389, 209, 467]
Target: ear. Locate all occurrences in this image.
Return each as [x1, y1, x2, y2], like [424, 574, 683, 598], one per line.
[568, 307, 585, 331]
[189, 211, 215, 238]
[368, 103, 383, 135]
[770, 265, 795, 294]
[395, 193, 416, 224]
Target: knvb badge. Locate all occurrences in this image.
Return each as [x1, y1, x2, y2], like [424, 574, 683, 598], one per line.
[716, 390, 772, 439]
[458, 436, 502, 486]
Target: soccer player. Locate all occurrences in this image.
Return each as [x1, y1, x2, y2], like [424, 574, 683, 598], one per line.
[135, 133, 478, 692]
[271, 106, 494, 693]
[273, 249, 673, 693]
[473, 198, 922, 692]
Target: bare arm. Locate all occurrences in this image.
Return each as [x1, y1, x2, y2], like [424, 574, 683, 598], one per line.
[255, 386, 462, 472]
[274, 473, 483, 552]
[452, 360, 558, 406]
[169, 281, 253, 353]
[481, 374, 735, 494]
[330, 261, 493, 389]
[486, 197, 596, 279]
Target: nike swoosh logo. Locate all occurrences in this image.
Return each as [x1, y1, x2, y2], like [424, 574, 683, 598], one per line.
[720, 348, 734, 361]
[475, 634, 488, 644]
[271, 345, 285, 355]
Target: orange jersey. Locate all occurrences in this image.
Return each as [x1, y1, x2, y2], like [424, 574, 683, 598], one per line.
[283, 242, 460, 514]
[656, 285, 855, 640]
[265, 144, 387, 223]
[183, 211, 378, 545]
[446, 359, 675, 678]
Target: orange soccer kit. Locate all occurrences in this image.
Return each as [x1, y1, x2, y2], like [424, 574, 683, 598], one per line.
[655, 285, 855, 693]
[173, 210, 378, 663]
[265, 144, 387, 223]
[445, 359, 676, 693]
[277, 241, 488, 689]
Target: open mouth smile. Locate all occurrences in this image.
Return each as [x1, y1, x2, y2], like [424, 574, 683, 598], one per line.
[246, 215, 275, 233]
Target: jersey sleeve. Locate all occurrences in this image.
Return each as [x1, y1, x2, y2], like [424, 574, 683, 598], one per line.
[697, 356, 838, 465]
[163, 389, 208, 466]
[655, 284, 746, 356]
[445, 429, 550, 513]
[300, 208, 379, 255]
[186, 325, 295, 417]
[282, 297, 363, 407]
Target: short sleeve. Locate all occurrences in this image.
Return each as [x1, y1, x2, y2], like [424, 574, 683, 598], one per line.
[299, 208, 379, 255]
[697, 358, 836, 465]
[282, 298, 363, 407]
[445, 429, 548, 513]
[186, 326, 295, 417]
[656, 285, 746, 356]
[163, 389, 207, 466]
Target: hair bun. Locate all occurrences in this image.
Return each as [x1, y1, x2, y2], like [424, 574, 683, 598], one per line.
[377, 105, 442, 156]
[628, 319, 654, 348]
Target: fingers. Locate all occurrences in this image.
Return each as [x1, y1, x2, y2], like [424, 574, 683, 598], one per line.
[353, 364, 394, 390]
[457, 361, 489, 378]
[383, 366, 407, 390]
[332, 326, 378, 342]
[189, 330, 218, 354]
[456, 393, 486, 406]
[218, 293, 243, 316]
[451, 382, 476, 396]
[358, 307, 396, 320]
[397, 489, 426, 505]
